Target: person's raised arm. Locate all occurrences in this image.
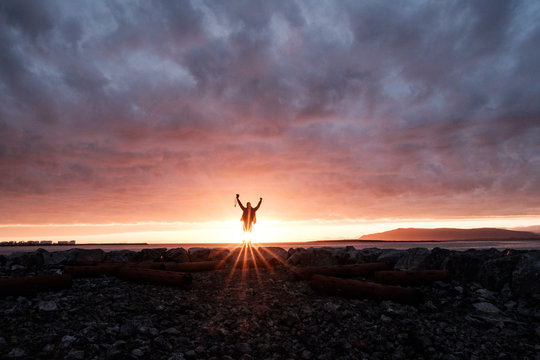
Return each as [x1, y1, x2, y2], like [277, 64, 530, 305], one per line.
[254, 197, 262, 211]
[236, 195, 246, 211]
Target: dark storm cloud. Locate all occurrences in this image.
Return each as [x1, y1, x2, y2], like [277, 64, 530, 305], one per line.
[1, 0, 539, 223]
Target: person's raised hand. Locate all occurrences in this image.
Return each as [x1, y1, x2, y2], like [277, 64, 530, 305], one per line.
[236, 194, 239, 198]
[260, 197, 263, 200]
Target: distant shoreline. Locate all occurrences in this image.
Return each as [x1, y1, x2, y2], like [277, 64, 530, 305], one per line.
[308, 237, 540, 243]
[2, 238, 540, 247]
[0, 243, 149, 247]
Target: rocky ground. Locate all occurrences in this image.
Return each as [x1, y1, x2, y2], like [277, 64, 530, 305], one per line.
[1, 246, 539, 360]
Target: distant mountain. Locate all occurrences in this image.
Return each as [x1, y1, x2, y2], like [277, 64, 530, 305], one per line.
[359, 227, 540, 241]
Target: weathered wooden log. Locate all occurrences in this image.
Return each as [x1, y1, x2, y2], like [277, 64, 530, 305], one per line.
[293, 262, 392, 280]
[63, 264, 124, 277]
[133, 260, 224, 272]
[0, 274, 73, 296]
[116, 267, 192, 287]
[310, 275, 423, 305]
[67, 260, 224, 273]
[374, 270, 449, 285]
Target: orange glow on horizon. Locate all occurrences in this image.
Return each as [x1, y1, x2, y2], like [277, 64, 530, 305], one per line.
[0, 216, 539, 244]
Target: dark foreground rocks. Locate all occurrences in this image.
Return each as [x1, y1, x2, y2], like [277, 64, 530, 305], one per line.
[1, 246, 539, 360]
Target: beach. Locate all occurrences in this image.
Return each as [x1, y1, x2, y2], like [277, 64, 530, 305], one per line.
[1, 246, 539, 359]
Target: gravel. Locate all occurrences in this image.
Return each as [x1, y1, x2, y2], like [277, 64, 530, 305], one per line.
[1, 248, 539, 359]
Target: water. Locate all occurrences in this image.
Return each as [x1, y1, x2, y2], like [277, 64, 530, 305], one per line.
[1, 239, 540, 256]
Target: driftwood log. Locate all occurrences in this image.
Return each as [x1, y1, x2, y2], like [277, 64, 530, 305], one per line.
[310, 274, 423, 304]
[133, 260, 224, 272]
[374, 270, 449, 285]
[0, 274, 73, 296]
[63, 264, 124, 277]
[293, 262, 392, 280]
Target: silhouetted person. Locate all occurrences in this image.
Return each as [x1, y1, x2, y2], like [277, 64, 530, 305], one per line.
[236, 194, 262, 233]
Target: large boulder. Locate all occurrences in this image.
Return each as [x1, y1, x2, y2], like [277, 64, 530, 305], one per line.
[394, 248, 430, 270]
[8, 251, 44, 268]
[442, 248, 501, 282]
[286, 248, 306, 266]
[37, 249, 69, 266]
[478, 253, 522, 291]
[333, 246, 360, 264]
[136, 248, 166, 262]
[416, 247, 451, 270]
[208, 248, 230, 261]
[376, 249, 405, 266]
[511, 251, 540, 299]
[287, 247, 339, 266]
[104, 250, 138, 262]
[163, 248, 189, 262]
[188, 248, 211, 262]
[355, 248, 383, 263]
[65, 249, 105, 263]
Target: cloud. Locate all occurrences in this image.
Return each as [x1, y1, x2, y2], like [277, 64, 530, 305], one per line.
[0, 0, 539, 224]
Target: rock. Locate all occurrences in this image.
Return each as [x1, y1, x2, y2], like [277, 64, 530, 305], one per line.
[473, 302, 500, 313]
[137, 248, 166, 262]
[184, 350, 197, 359]
[394, 248, 430, 270]
[333, 246, 359, 264]
[302, 350, 313, 359]
[475, 288, 496, 301]
[478, 254, 521, 291]
[131, 349, 144, 357]
[417, 247, 451, 269]
[188, 248, 211, 262]
[442, 249, 501, 282]
[164, 248, 189, 262]
[35, 248, 70, 266]
[356, 248, 383, 263]
[66, 248, 105, 262]
[208, 248, 230, 261]
[286, 247, 339, 266]
[511, 251, 540, 299]
[38, 300, 58, 311]
[8, 251, 44, 268]
[153, 336, 172, 351]
[162, 327, 181, 335]
[7, 348, 25, 358]
[66, 349, 85, 360]
[104, 250, 138, 262]
[377, 249, 405, 265]
[286, 248, 306, 265]
[237, 342, 252, 353]
[167, 354, 186, 360]
[61, 335, 76, 347]
[41, 344, 54, 353]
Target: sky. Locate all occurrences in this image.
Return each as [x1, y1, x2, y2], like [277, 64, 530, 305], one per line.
[1, 0, 539, 243]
